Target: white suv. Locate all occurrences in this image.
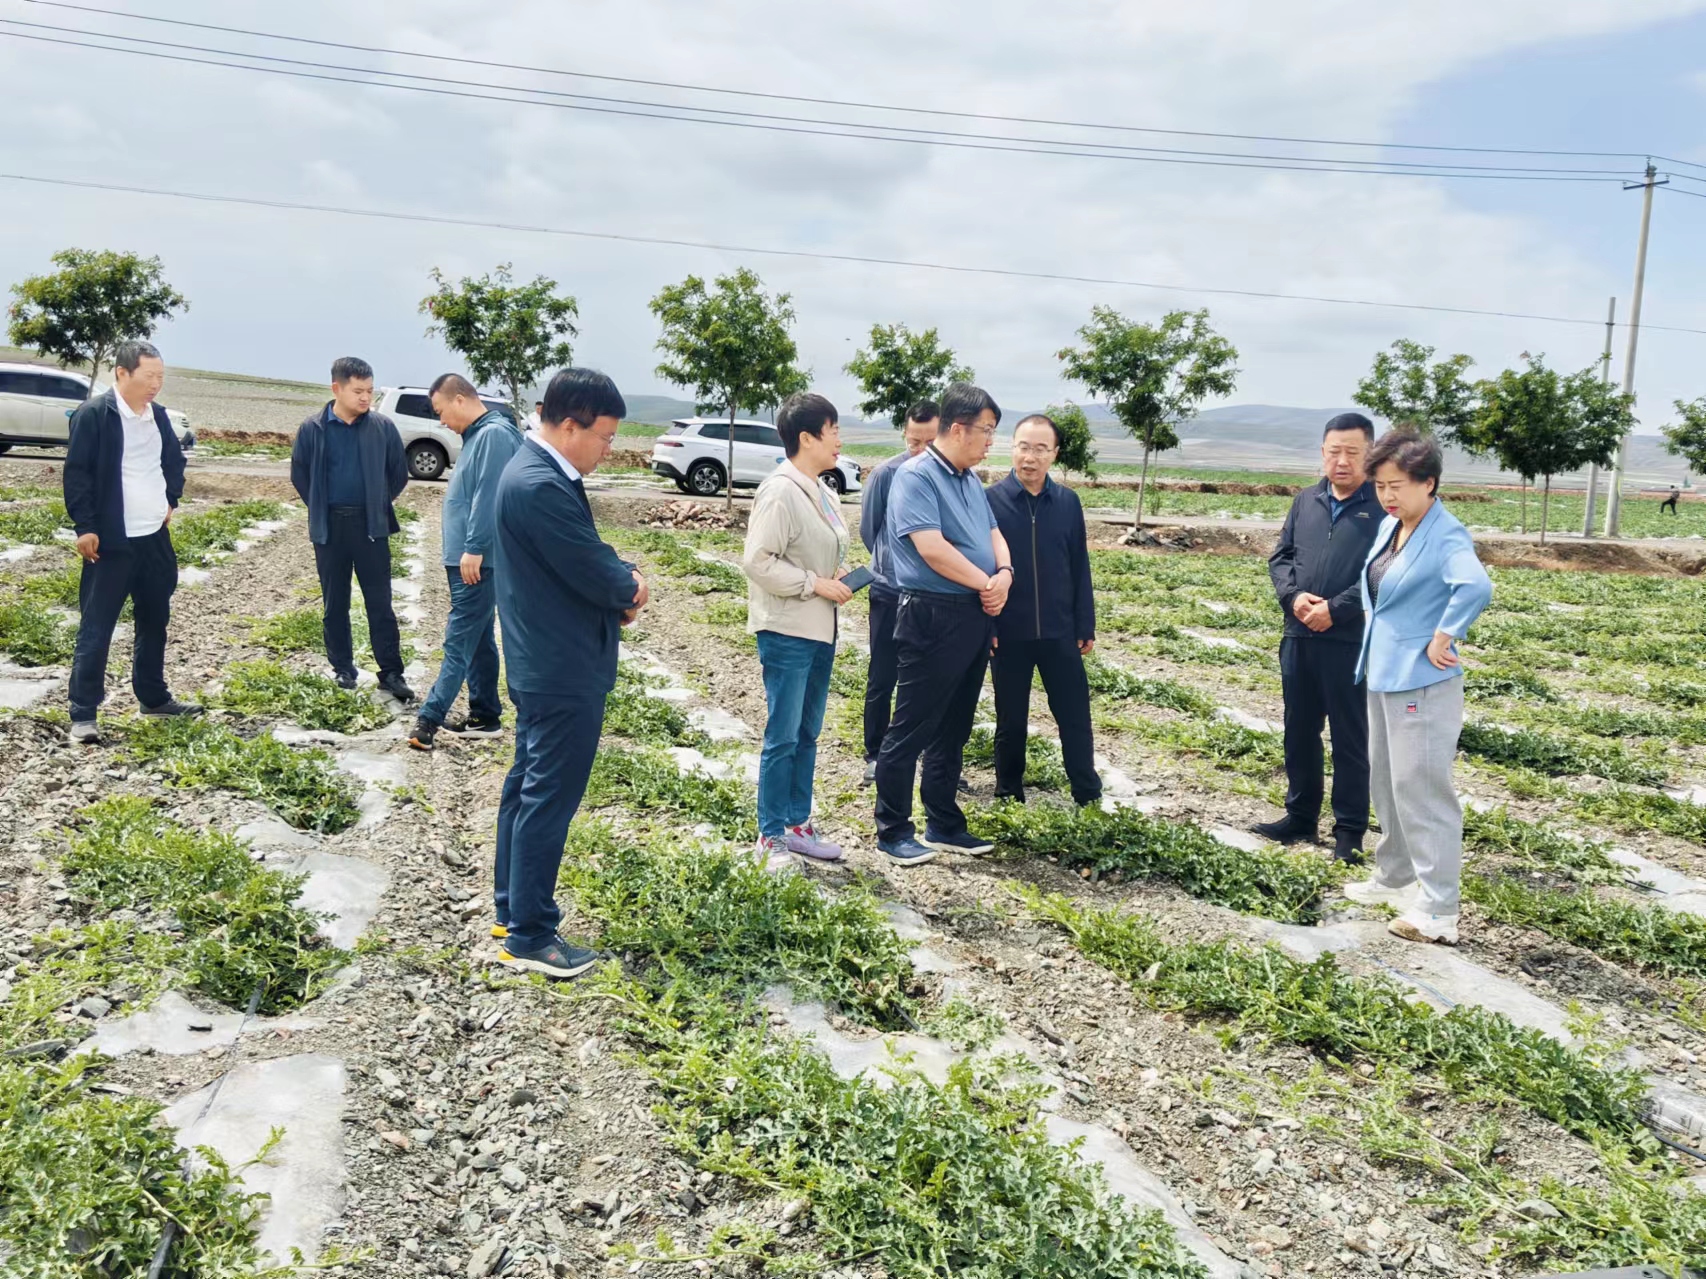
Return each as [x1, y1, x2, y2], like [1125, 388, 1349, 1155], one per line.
[651, 417, 862, 499]
[374, 386, 518, 481]
[0, 363, 194, 452]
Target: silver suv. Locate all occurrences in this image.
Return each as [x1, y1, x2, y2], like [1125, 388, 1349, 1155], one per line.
[374, 386, 517, 481]
[651, 417, 862, 499]
[0, 362, 194, 452]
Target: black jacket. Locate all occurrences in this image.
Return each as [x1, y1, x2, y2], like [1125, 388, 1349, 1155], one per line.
[494, 441, 639, 698]
[290, 404, 408, 544]
[63, 390, 186, 548]
[987, 472, 1095, 643]
[1268, 478, 1382, 643]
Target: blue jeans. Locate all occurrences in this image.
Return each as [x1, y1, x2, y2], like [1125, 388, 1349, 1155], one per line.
[755, 631, 835, 839]
[493, 687, 606, 952]
[420, 567, 501, 726]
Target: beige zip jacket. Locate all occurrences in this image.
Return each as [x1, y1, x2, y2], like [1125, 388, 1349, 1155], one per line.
[742, 464, 850, 645]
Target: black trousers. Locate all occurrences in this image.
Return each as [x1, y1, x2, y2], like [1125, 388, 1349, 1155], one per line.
[991, 636, 1102, 805]
[68, 525, 177, 722]
[1279, 635, 1370, 837]
[314, 506, 403, 680]
[862, 586, 900, 761]
[874, 592, 994, 843]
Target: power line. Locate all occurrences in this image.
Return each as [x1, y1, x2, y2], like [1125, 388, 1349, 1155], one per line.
[23, 0, 1700, 171]
[4, 170, 1703, 336]
[0, 18, 1646, 176]
[0, 27, 1646, 184]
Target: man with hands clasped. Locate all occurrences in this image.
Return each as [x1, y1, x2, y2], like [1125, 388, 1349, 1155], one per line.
[1259, 412, 1382, 863]
[872, 383, 1011, 866]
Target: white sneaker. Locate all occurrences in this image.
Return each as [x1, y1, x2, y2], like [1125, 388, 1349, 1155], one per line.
[754, 836, 796, 876]
[1389, 909, 1458, 946]
[1342, 877, 1415, 908]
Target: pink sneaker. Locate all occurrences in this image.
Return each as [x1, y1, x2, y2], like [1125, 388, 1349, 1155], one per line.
[785, 822, 844, 862]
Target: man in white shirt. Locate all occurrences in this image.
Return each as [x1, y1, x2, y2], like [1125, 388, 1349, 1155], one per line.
[62, 340, 201, 744]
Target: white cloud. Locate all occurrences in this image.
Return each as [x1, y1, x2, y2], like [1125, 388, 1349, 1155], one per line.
[0, 0, 1701, 422]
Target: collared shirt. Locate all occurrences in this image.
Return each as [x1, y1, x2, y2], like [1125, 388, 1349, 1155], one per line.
[114, 391, 169, 538]
[322, 404, 369, 508]
[884, 443, 998, 594]
[858, 449, 912, 591]
[528, 435, 582, 484]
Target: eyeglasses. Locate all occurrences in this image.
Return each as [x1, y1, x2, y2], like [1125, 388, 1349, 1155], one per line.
[1013, 444, 1057, 456]
[962, 425, 998, 440]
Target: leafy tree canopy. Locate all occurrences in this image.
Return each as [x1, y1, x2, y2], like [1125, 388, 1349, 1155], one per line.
[844, 323, 972, 427]
[419, 263, 578, 411]
[7, 248, 187, 387]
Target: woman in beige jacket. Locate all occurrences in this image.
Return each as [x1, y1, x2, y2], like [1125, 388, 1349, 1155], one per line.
[742, 393, 852, 867]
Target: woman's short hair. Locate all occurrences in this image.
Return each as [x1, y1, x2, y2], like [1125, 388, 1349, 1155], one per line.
[1366, 426, 1443, 496]
[776, 393, 838, 458]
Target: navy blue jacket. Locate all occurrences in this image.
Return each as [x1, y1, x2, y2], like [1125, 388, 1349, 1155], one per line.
[63, 390, 186, 548]
[1268, 478, 1382, 645]
[494, 440, 640, 698]
[290, 404, 407, 544]
[987, 472, 1095, 643]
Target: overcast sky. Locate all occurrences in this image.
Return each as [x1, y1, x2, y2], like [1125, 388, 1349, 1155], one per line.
[2, 0, 1703, 431]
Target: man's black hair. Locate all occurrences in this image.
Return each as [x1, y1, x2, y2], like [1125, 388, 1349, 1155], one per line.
[1323, 411, 1375, 440]
[542, 367, 626, 428]
[938, 382, 1001, 436]
[114, 340, 161, 373]
[906, 398, 940, 425]
[1013, 412, 1061, 448]
[331, 356, 373, 384]
[429, 373, 479, 401]
[776, 392, 839, 458]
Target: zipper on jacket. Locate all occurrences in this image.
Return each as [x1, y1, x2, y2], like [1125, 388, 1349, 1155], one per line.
[1029, 492, 1041, 640]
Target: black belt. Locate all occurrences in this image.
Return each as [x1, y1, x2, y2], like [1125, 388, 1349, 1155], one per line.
[902, 589, 985, 608]
[329, 504, 367, 515]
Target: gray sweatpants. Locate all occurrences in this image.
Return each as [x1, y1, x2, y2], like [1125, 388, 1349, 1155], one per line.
[1368, 677, 1465, 914]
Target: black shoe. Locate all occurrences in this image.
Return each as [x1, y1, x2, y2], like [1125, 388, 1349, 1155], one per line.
[877, 836, 938, 866]
[921, 827, 995, 856]
[378, 674, 415, 702]
[956, 775, 972, 794]
[862, 760, 877, 786]
[1251, 817, 1316, 846]
[1333, 831, 1366, 866]
[333, 671, 358, 691]
[497, 936, 600, 980]
[460, 716, 503, 738]
[993, 791, 1025, 805]
[407, 718, 437, 751]
[141, 699, 204, 718]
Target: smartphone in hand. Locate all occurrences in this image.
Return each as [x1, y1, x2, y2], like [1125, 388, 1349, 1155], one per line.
[840, 566, 875, 593]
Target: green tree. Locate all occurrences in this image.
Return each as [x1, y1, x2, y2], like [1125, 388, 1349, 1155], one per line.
[1352, 339, 1478, 444]
[1662, 397, 1706, 477]
[7, 248, 187, 392]
[650, 268, 808, 511]
[1469, 355, 1632, 544]
[419, 263, 578, 412]
[1057, 307, 1238, 533]
[1039, 402, 1098, 478]
[844, 323, 973, 427]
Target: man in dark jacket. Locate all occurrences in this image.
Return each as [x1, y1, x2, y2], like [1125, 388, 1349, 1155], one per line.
[1259, 411, 1382, 861]
[987, 414, 1101, 807]
[62, 340, 201, 744]
[491, 368, 646, 980]
[290, 356, 412, 700]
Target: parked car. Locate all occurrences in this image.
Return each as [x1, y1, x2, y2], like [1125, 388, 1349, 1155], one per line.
[374, 386, 518, 481]
[650, 418, 862, 499]
[0, 362, 194, 453]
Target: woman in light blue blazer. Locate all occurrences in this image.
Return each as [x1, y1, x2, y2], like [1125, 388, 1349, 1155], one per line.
[1342, 429, 1491, 946]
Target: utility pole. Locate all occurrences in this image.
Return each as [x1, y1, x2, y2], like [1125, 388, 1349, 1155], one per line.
[1604, 162, 1667, 538]
[1581, 295, 1616, 537]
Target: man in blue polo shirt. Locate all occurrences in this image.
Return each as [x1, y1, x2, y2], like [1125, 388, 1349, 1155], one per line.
[872, 382, 1012, 865]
